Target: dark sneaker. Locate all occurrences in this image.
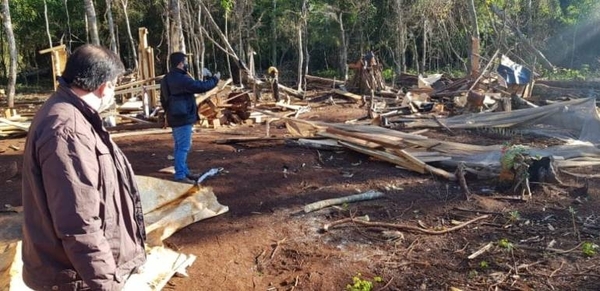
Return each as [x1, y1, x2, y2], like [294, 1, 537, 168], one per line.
[174, 177, 196, 184]
[186, 173, 201, 181]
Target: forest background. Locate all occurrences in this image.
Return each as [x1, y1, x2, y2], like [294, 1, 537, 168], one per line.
[0, 0, 599, 103]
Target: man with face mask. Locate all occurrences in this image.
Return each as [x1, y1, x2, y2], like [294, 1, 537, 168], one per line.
[160, 52, 220, 184]
[21, 44, 146, 290]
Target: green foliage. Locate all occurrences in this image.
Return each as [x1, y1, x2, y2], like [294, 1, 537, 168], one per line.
[497, 238, 514, 251]
[581, 242, 598, 257]
[382, 68, 394, 82]
[314, 69, 341, 79]
[346, 273, 380, 291]
[500, 145, 528, 171]
[220, 0, 234, 15]
[507, 211, 521, 224]
[544, 65, 600, 81]
[479, 260, 489, 270]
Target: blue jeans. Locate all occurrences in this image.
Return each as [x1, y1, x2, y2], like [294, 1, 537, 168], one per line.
[171, 124, 193, 180]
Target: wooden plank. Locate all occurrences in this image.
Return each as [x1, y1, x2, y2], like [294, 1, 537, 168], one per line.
[416, 156, 453, 163]
[286, 138, 343, 151]
[340, 141, 456, 180]
[326, 127, 404, 149]
[339, 141, 426, 173]
[331, 89, 362, 101]
[0, 118, 29, 131]
[117, 114, 154, 124]
[305, 74, 345, 86]
[327, 123, 429, 140]
[111, 128, 171, 139]
[317, 132, 381, 149]
[213, 136, 288, 144]
[38, 44, 66, 54]
[115, 83, 161, 96]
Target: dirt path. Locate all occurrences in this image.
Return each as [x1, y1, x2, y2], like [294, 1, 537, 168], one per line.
[1, 104, 599, 290]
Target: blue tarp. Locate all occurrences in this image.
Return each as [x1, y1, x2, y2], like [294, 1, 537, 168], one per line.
[497, 55, 532, 85]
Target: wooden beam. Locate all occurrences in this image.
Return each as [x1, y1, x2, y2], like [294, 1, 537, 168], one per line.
[0, 118, 29, 131]
[331, 89, 362, 101]
[38, 44, 66, 54]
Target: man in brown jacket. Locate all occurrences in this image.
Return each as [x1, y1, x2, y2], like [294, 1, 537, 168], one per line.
[21, 44, 146, 290]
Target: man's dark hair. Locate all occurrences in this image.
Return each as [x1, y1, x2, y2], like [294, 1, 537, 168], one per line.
[169, 52, 186, 68]
[61, 44, 125, 91]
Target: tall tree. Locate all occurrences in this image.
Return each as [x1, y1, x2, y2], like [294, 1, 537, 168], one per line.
[62, 0, 72, 50]
[105, 0, 117, 53]
[83, 0, 100, 45]
[0, 0, 16, 108]
[297, 0, 309, 91]
[391, 0, 407, 76]
[120, 0, 138, 69]
[168, 0, 185, 53]
[467, 0, 480, 77]
[43, 0, 52, 47]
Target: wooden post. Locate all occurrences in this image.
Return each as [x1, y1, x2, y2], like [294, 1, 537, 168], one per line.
[471, 37, 480, 78]
[39, 45, 67, 90]
[137, 27, 157, 108]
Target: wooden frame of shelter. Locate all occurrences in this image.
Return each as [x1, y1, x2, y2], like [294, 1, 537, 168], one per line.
[38, 45, 67, 91]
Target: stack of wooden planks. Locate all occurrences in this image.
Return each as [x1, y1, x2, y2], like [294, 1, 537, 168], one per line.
[0, 116, 31, 137]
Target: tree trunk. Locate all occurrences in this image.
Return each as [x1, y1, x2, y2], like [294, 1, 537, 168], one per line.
[43, 0, 52, 47]
[120, 0, 138, 70]
[0, 0, 17, 108]
[392, 0, 407, 76]
[225, 12, 232, 80]
[467, 0, 480, 77]
[337, 13, 348, 81]
[195, 2, 205, 73]
[412, 37, 419, 73]
[62, 0, 72, 50]
[83, 0, 100, 45]
[422, 19, 427, 73]
[271, 0, 277, 66]
[297, 24, 303, 91]
[299, 0, 308, 92]
[168, 0, 185, 53]
[106, 0, 117, 53]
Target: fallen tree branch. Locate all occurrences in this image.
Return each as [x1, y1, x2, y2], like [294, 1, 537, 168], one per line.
[514, 242, 585, 254]
[323, 214, 489, 234]
[304, 190, 385, 213]
[467, 242, 494, 260]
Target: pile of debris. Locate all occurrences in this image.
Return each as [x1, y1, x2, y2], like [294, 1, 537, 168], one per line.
[231, 52, 600, 201]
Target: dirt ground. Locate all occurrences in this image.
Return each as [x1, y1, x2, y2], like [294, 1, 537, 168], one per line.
[1, 100, 600, 291]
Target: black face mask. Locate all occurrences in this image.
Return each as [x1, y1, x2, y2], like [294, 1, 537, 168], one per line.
[183, 64, 189, 72]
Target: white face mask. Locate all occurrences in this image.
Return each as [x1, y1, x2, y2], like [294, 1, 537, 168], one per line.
[81, 94, 115, 113]
[81, 81, 116, 113]
[97, 95, 116, 113]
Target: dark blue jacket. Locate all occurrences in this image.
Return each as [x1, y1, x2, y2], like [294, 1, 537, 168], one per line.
[160, 68, 219, 127]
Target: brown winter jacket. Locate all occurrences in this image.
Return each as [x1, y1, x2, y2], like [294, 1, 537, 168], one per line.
[21, 84, 146, 291]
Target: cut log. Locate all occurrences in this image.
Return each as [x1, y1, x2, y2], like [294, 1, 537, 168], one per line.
[331, 89, 362, 101]
[303, 190, 385, 213]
